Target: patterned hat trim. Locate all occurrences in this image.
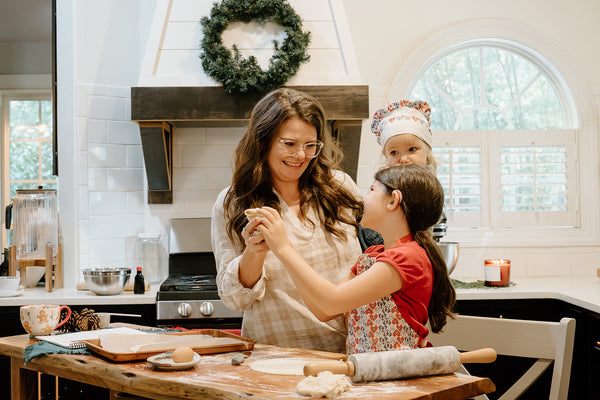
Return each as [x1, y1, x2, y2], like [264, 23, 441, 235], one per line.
[371, 100, 432, 147]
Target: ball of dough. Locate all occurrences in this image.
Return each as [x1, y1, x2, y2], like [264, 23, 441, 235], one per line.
[244, 208, 260, 221]
[172, 346, 194, 363]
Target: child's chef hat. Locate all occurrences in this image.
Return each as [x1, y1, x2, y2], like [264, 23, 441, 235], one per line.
[371, 100, 432, 148]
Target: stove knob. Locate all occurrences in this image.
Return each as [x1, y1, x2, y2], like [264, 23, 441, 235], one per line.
[199, 302, 215, 316]
[177, 303, 192, 317]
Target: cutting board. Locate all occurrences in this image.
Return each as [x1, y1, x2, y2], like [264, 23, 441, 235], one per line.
[85, 329, 255, 362]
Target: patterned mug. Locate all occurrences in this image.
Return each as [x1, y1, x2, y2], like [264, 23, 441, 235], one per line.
[20, 304, 71, 336]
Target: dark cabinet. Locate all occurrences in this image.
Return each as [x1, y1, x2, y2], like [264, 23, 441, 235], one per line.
[455, 298, 598, 399]
[1, 303, 156, 400]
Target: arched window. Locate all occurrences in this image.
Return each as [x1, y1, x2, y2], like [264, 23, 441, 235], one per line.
[408, 40, 577, 229]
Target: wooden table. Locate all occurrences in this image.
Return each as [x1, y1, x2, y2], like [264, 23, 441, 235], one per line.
[0, 332, 495, 400]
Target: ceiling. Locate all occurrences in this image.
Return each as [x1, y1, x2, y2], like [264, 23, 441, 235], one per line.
[0, 0, 52, 43]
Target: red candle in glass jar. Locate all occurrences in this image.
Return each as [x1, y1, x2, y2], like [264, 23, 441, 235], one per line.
[484, 259, 510, 287]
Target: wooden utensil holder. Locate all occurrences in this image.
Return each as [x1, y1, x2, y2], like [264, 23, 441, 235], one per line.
[8, 243, 63, 292]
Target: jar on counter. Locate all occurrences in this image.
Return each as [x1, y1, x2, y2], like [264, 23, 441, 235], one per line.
[135, 234, 165, 284]
[484, 259, 511, 287]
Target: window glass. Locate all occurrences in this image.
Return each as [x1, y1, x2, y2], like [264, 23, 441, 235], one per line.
[4, 98, 57, 214]
[411, 47, 565, 130]
[410, 44, 573, 228]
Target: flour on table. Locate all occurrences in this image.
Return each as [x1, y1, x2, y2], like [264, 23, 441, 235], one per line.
[296, 371, 352, 398]
[249, 357, 311, 375]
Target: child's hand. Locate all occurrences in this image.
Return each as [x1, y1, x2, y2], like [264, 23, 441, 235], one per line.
[254, 207, 292, 254]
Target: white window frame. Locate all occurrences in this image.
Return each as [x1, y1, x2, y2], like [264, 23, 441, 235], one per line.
[434, 129, 578, 230]
[387, 19, 600, 248]
[488, 129, 577, 228]
[433, 130, 488, 228]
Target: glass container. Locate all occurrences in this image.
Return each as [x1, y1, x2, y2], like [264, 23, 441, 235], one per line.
[10, 188, 58, 261]
[135, 234, 164, 284]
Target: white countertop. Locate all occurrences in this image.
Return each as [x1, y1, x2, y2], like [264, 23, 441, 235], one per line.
[0, 285, 159, 306]
[2, 277, 599, 314]
[453, 276, 600, 314]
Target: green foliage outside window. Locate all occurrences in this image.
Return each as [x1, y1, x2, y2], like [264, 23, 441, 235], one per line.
[7, 99, 57, 199]
[411, 47, 565, 130]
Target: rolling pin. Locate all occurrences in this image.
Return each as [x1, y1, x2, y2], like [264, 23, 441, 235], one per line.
[304, 346, 496, 383]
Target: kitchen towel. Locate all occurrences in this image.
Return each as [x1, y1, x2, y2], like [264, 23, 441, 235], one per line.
[24, 341, 90, 364]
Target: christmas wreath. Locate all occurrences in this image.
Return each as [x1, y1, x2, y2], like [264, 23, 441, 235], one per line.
[200, 0, 311, 94]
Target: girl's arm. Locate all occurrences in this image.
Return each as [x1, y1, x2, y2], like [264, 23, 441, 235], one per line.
[256, 207, 403, 321]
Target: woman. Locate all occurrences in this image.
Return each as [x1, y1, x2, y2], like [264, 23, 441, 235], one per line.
[211, 88, 363, 352]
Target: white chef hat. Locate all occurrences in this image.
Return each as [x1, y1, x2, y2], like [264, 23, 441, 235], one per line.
[371, 100, 432, 148]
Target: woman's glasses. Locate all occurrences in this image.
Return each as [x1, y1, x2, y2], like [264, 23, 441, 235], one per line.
[278, 139, 324, 158]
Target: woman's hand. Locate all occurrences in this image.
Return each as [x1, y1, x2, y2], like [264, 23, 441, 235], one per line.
[254, 207, 292, 255]
[242, 217, 268, 254]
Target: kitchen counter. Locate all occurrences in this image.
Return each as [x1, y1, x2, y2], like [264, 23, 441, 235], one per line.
[451, 276, 600, 314]
[0, 285, 159, 306]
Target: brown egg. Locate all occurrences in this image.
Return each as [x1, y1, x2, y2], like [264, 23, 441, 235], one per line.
[172, 346, 194, 363]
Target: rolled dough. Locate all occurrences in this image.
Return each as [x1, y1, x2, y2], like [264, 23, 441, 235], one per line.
[296, 371, 352, 398]
[249, 357, 312, 375]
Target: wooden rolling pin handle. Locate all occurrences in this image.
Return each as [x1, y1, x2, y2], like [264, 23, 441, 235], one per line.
[303, 359, 355, 377]
[459, 348, 497, 364]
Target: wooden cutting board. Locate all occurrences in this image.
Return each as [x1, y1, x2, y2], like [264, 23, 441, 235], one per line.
[85, 329, 255, 362]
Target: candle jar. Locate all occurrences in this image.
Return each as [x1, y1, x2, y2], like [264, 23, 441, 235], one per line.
[484, 259, 510, 287]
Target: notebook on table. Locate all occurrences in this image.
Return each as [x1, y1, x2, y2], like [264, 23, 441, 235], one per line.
[36, 327, 146, 349]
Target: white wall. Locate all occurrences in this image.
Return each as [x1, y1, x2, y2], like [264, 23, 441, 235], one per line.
[0, 42, 51, 75]
[58, 0, 600, 287]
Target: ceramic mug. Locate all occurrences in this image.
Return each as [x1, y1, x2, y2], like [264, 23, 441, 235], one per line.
[96, 312, 111, 329]
[20, 304, 71, 336]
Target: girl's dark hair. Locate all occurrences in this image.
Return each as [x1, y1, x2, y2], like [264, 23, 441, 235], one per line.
[374, 164, 456, 332]
[224, 88, 363, 248]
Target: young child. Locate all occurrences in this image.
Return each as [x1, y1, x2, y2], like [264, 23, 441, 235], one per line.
[359, 99, 443, 251]
[371, 99, 436, 173]
[253, 164, 456, 354]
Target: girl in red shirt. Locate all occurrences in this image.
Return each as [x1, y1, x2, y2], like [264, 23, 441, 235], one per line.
[253, 164, 456, 353]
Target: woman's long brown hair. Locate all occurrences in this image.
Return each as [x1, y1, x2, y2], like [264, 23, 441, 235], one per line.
[375, 164, 456, 332]
[223, 88, 363, 248]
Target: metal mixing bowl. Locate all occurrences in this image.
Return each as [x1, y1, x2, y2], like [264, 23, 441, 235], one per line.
[83, 267, 131, 295]
[437, 242, 459, 275]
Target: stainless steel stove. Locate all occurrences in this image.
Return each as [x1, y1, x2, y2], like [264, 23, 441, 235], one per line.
[156, 218, 242, 329]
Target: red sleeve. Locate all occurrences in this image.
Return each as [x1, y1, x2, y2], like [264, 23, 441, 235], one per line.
[375, 241, 433, 338]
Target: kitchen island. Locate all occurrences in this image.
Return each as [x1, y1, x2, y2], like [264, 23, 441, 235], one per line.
[0, 328, 495, 400]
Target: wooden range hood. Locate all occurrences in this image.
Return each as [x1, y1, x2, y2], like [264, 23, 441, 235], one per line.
[131, 85, 369, 204]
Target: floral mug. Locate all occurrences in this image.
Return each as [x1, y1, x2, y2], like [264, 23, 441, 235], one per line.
[20, 304, 71, 336]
